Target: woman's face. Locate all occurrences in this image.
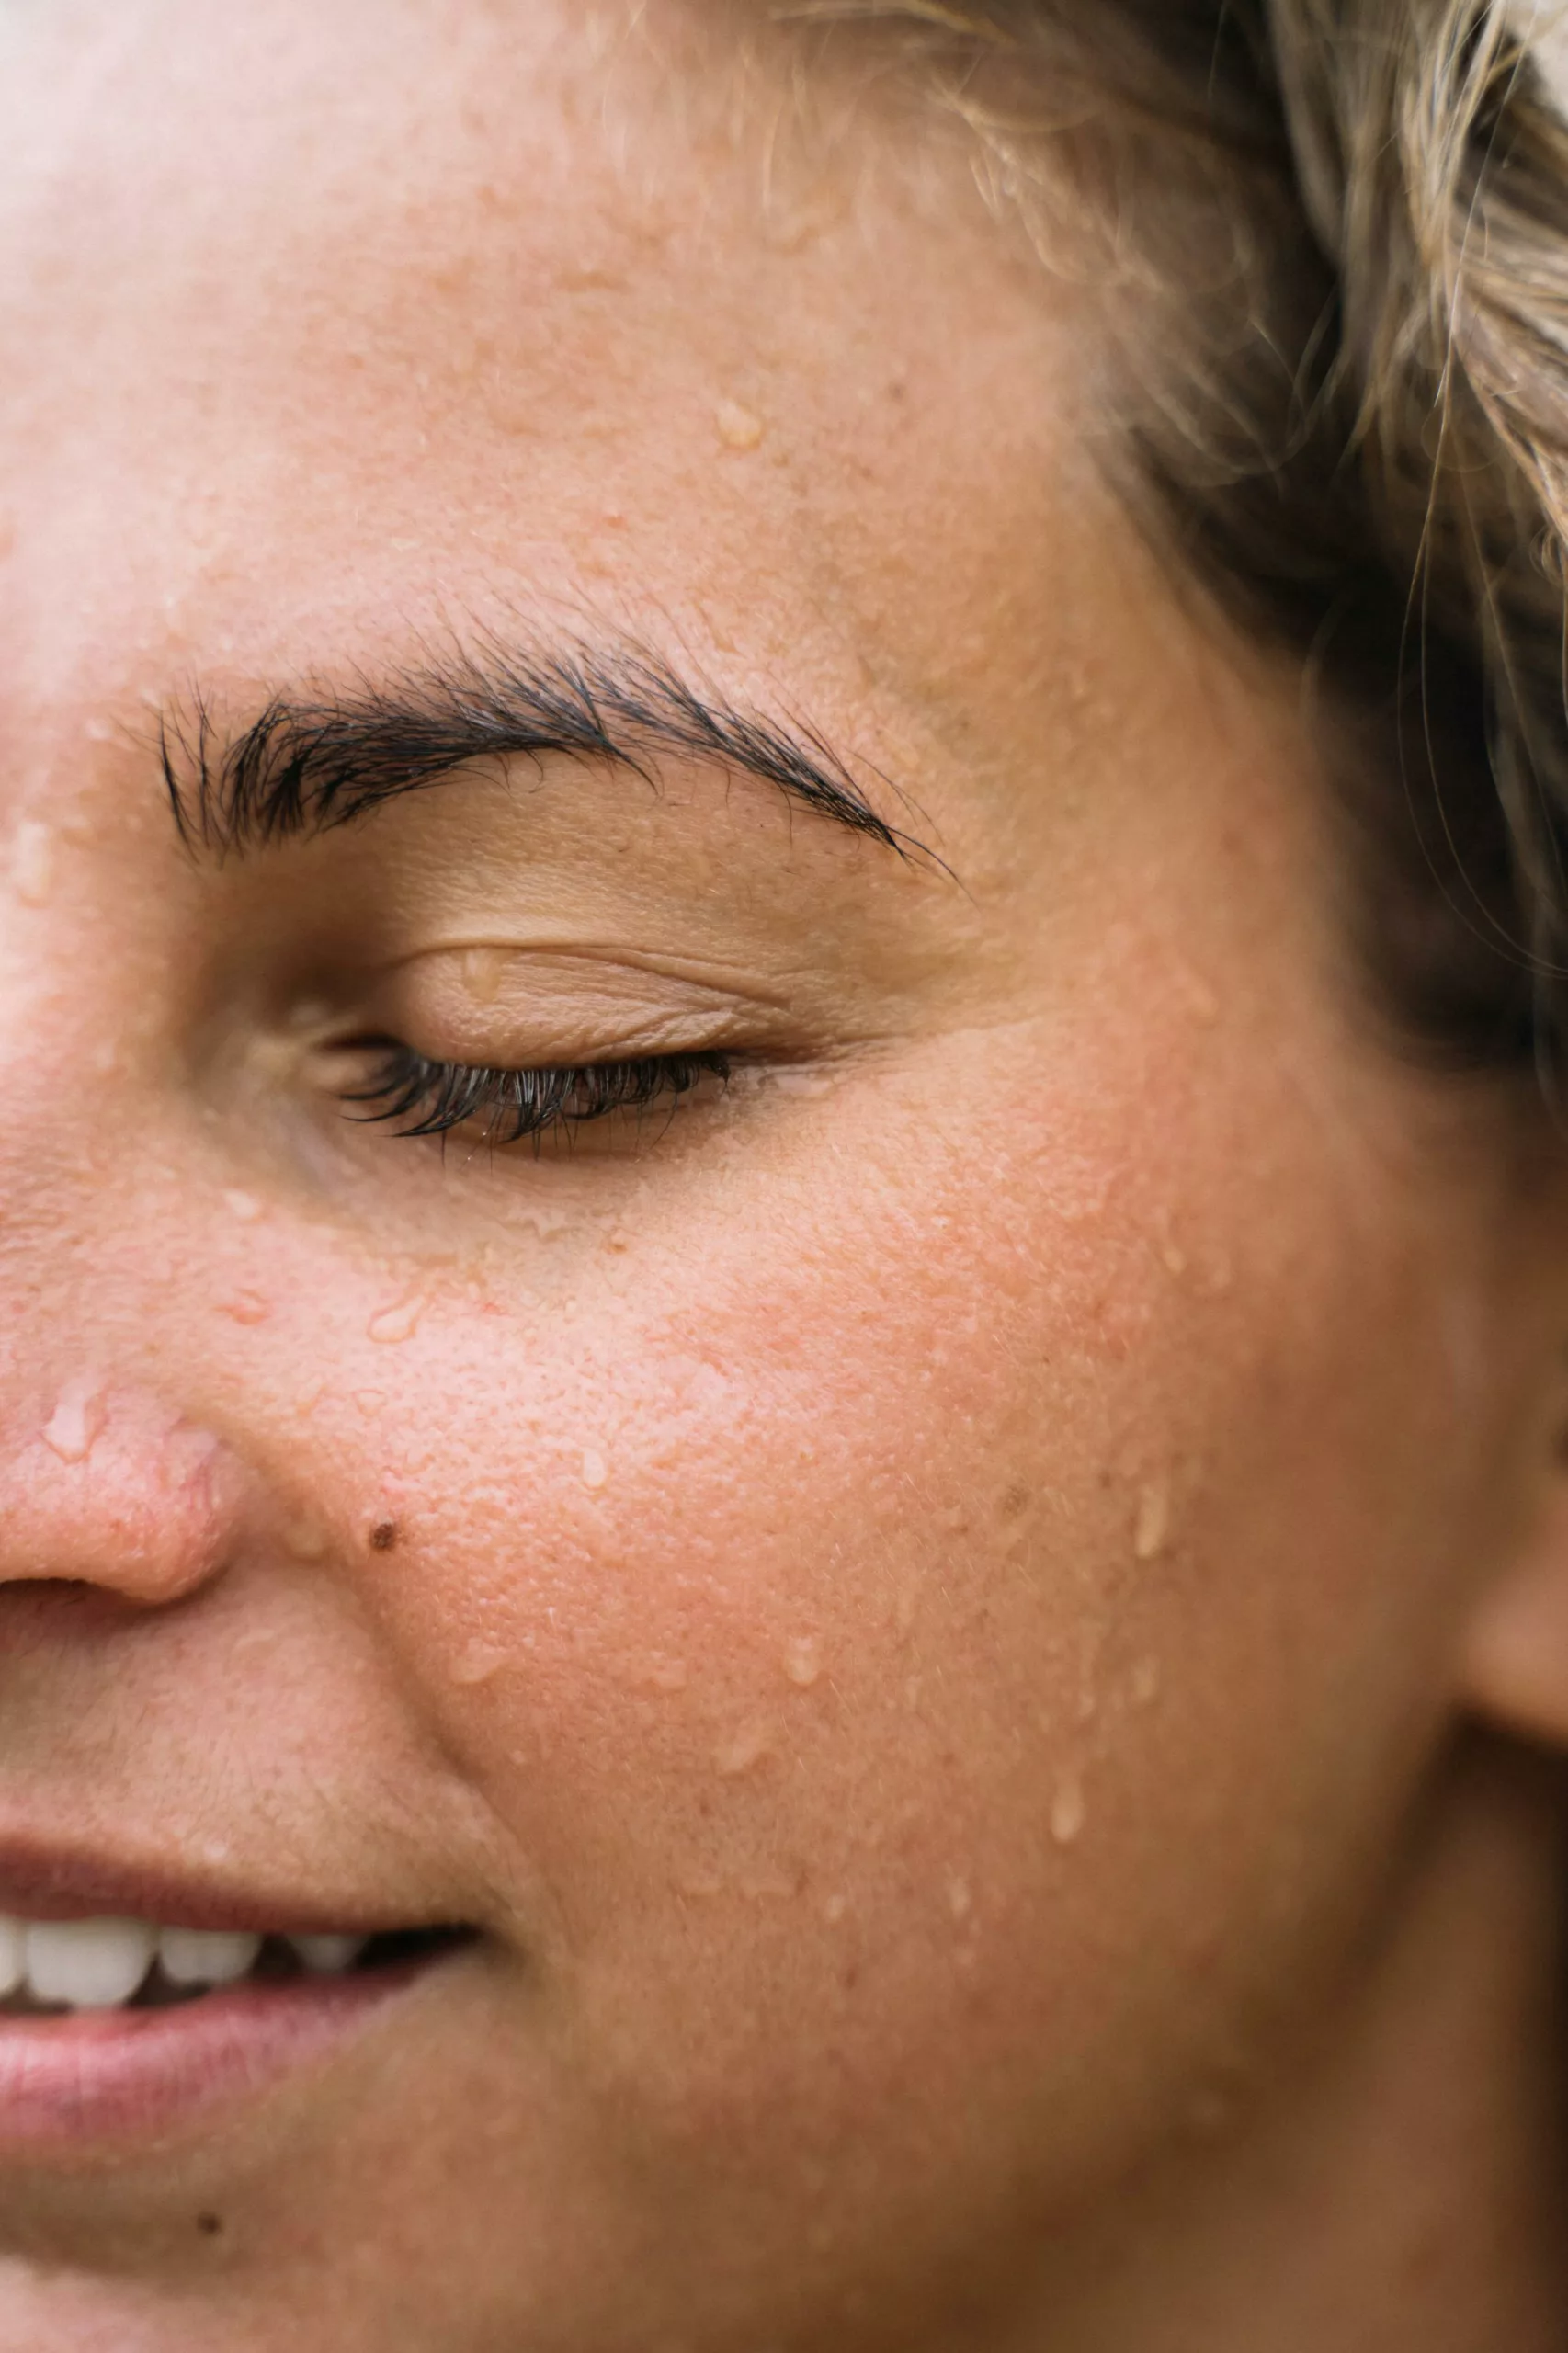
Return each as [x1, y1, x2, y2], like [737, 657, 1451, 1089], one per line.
[0, 3, 1561, 2347]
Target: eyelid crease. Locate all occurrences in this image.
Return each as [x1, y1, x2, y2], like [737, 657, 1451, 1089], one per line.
[380, 938, 800, 1017]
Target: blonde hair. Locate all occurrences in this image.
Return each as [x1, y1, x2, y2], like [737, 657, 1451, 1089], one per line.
[791, 2, 1568, 1080]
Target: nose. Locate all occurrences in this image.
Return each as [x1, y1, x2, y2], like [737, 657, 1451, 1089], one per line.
[0, 1374, 244, 1607]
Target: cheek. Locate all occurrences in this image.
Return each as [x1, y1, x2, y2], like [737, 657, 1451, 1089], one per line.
[287, 1014, 1505, 2225]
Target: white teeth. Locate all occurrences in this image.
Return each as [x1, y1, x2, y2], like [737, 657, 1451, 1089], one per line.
[0, 1912, 372, 2011]
[157, 1927, 262, 1988]
[289, 1933, 365, 1974]
[24, 1918, 155, 2009]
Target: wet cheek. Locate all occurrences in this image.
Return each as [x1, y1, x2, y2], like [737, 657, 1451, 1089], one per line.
[329, 1145, 1149, 1914]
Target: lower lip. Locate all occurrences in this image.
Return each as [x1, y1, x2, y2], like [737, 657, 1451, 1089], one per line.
[0, 1963, 429, 2149]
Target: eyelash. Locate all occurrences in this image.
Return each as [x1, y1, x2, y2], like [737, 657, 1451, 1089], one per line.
[344, 1045, 733, 1148]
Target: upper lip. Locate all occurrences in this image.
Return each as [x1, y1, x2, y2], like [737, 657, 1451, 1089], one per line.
[0, 1835, 421, 1937]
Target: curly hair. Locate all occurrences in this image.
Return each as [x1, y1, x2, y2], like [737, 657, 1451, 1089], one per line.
[784, 2, 1568, 1085]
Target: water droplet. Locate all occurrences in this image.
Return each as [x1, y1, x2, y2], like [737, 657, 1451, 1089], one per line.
[714, 1720, 773, 1777]
[450, 1638, 509, 1687]
[460, 947, 508, 1005]
[947, 1876, 972, 1923]
[1161, 1244, 1188, 1279]
[580, 1447, 609, 1491]
[1134, 1480, 1171, 1563]
[222, 1190, 264, 1224]
[10, 821, 56, 907]
[220, 1291, 271, 1326]
[824, 1893, 848, 1925]
[281, 1518, 328, 1563]
[367, 1292, 425, 1345]
[782, 1636, 821, 1688]
[1130, 1655, 1162, 1709]
[714, 397, 765, 451]
[1051, 1775, 1086, 1847]
[352, 1390, 387, 1415]
[40, 1376, 106, 1464]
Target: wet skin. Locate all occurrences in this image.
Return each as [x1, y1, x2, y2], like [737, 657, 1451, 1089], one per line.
[0, 3, 1565, 2348]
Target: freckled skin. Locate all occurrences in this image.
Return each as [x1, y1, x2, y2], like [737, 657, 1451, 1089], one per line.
[0, 4, 1564, 2350]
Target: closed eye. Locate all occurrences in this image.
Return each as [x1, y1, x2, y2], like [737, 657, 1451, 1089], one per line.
[342, 1045, 733, 1150]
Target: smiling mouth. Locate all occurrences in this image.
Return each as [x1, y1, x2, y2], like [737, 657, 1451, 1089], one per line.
[0, 1917, 472, 2018]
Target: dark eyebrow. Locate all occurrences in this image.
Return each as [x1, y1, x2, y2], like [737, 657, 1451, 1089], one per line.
[158, 636, 930, 864]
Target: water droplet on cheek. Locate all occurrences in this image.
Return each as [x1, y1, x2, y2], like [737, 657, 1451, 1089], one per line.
[947, 1876, 972, 1923]
[220, 1291, 272, 1327]
[450, 1638, 510, 1687]
[222, 1190, 264, 1224]
[781, 1636, 822, 1688]
[1133, 1480, 1172, 1563]
[281, 1518, 328, 1563]
[714, 397, 765, 450]
[40, 1377, 106, 1464]
[580, 1448, 609, 1491]
[713, 1720, 774, 1778]
[1130, 1655, 1162, 1710]
[10, 821, 56, 907]
[1051, 1776, 1087, 1847]
[367, 1293, 425, 1346]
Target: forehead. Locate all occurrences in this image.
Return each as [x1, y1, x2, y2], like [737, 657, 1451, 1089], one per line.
[0, 0, 1085, 806]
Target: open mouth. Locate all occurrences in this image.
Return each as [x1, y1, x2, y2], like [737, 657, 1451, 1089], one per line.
[0, 1918, 472, 2018]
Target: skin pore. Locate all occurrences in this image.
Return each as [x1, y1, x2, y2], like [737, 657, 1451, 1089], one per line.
[0, 1, 1565, 2347]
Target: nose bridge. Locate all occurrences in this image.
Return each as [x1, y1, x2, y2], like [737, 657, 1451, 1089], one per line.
[0, 1374, 245, 1606]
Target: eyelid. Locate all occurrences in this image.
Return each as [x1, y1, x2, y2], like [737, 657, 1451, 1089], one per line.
[381, 940, 796, 1009]
[361, 943, 804, 1066]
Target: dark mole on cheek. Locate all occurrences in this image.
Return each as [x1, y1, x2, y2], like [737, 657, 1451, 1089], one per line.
[197, 2212, 223, 2238]
[369, 1520, 399, 1553]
